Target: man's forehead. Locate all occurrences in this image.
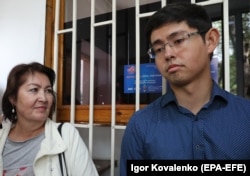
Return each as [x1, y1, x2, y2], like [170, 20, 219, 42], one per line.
[150, 22, 190, 42]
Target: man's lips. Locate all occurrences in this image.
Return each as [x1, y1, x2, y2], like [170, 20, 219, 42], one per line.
[167, 64, 181, 73]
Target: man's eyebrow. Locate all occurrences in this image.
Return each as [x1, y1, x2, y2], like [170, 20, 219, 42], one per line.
[151, 39, 164, 47]
[151, 30, 186, 46]
[167, 31, 185, 38]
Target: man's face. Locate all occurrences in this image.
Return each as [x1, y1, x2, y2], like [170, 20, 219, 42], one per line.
[150, 22, 212, 87]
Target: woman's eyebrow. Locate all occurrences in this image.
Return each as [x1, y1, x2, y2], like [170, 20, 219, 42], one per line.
[26, 83, 52, 88]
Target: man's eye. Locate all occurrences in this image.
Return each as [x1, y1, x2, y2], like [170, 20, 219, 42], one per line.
[154, 46, 164, 54]
[172, 37, 186, 46]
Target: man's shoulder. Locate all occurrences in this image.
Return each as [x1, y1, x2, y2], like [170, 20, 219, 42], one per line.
[215, 85, 250, 106]
[227, 92, 250, 104]
[137, 95, 164, 111]
[130, 95, 166, 123]
[225, 92, 250, 113]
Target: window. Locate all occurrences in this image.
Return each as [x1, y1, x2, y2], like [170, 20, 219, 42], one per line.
[45, 0, 250, 124]
[45, 1, 250, 175]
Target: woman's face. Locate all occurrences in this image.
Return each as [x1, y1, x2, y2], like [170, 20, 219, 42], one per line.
[12, 72, 53, 124]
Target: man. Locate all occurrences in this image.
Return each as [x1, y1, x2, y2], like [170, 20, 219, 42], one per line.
[120, 2, 250, 176]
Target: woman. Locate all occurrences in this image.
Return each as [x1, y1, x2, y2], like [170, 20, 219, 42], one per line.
[0, 62, 99, 176]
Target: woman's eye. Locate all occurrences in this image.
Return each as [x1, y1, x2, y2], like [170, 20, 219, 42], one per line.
[45, 89, 53, 94]
[30, 88, 38, 92]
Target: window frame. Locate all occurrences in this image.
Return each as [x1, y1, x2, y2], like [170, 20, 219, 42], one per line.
[45, 0, 143, 125]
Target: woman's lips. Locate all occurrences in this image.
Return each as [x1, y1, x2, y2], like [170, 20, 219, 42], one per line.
[35, 106, 47, 111]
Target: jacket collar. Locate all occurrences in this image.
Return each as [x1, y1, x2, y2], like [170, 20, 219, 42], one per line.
[36, 119, 66, 158]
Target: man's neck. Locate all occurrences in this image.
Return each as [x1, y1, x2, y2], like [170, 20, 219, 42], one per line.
[171, 79, 213, 115]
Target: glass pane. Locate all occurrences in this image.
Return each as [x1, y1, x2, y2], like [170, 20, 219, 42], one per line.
[94, 25, 112, 105]
[62, 32, 72, 105]
[243, 12, 250, 98]
[227, 6, 250, 98]
[64, 0, 73, 29]
[62, 0, 250, 106]
[62, 0, 165, 105]
[212, 20, 223, 87]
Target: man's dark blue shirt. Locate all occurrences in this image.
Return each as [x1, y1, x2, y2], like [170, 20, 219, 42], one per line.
[120, 82, 250, 176]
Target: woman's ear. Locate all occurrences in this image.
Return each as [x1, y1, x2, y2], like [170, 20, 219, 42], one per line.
[205, 28, 220, 54]
[8, 96, 15, 106]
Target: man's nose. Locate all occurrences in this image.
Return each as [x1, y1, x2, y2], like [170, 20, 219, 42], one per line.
[164, 44, 175, 59]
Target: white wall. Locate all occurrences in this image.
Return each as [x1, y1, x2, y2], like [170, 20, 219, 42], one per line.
[0, 0, 46, 113]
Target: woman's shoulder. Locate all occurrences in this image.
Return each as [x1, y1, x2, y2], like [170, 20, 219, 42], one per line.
[0, 114, 2, 129]
[46, 119, 77, 132]
[57, 121, 75, 128]
[51, 120, 79, 134]
[0, 114, 4, 123]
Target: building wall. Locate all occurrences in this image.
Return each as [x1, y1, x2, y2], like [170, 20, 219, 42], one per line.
[0, 0, 46, 113]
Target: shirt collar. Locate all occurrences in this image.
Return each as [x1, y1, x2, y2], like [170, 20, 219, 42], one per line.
[160, 81, 228, 108]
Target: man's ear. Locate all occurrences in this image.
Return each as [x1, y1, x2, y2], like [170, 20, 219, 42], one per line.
[205, 28, 220, 54]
